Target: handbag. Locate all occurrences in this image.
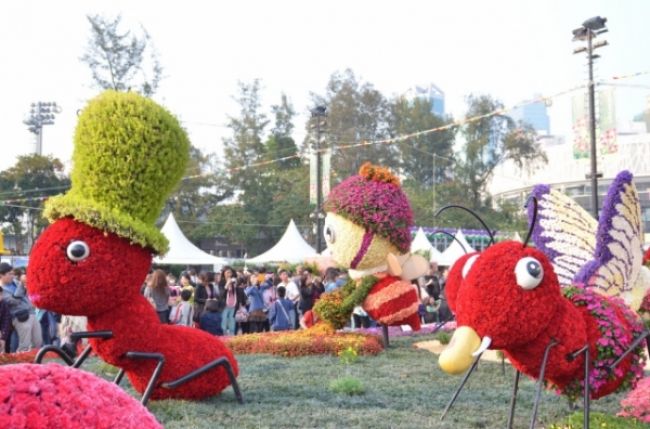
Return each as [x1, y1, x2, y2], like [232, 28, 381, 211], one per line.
[235, 305, 249, 322]
[14, 309, 30, 323]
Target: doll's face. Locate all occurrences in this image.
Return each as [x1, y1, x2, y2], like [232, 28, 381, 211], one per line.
[323, 213, 399, 270]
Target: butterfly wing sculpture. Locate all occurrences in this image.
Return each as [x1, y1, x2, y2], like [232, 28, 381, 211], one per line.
[529, 171, 650, 310]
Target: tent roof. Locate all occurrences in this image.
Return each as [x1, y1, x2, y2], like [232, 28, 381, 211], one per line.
[153, 213, 229, 266]
[248, 220, 317, 264]
[438, 229, 476, 266]
[411, 227, 443, 263]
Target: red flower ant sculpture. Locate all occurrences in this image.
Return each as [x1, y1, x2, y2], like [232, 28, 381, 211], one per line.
[439, 171, 649, 420]
[27, 91, 239, 402]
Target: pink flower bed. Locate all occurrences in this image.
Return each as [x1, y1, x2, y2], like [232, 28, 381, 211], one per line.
[619, 376, 650, 423]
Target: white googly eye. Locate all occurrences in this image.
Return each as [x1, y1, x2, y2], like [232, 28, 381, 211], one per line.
[461, 255, 479, 279]
[323, 221, 336, 245]
[66, 240, 90, 262]
[515, 257, 543, 290]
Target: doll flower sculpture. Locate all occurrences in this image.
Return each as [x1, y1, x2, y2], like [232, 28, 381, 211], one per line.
[0, 363, 162, 429]
[313, 163, 427, 330]
[439, 170, 648, 401]
[27, 91, 238, 401]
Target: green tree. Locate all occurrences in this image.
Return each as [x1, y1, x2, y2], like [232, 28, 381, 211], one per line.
[265, 93, 299, 169]
[388, 96, 456, 186]
[309, 69, 395, 180]
[456, 95, 547, 208]
[81, 14, 163, 96]
[165, 145, 232, 238]
[0, 155, 70, 253]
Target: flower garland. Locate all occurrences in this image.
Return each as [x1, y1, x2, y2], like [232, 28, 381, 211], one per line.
[313, 276, 378, 329]
[561, 286, 646, 399]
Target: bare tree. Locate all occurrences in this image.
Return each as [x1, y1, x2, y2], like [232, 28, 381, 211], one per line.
[81, 14, 163, 96]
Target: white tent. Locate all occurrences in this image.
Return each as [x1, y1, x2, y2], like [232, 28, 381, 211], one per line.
[247, 220, 317, 264]
[153, 213, 229, 266]
[410, 228, 443, 263]
[438, 229, 476, 266]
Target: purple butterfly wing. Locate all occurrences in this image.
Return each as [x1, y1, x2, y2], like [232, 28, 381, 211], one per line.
[528, 184, 597, 287]
[573, 171, 648, 308]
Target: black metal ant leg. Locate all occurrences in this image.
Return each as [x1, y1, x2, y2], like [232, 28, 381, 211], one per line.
[439, 352, 484, 421]
[34, 330, 113, 368]
[607, 330, 650, 372]
[114, 368, 126, 385]
[34, 345, 75, 365]
[506, 370, 520, 429]
[567, 345, 590, 429]
[529, 339, 558, 429]
[124, 352, 166, 406]
[161, 356, 244, 404]
[381, 324, 390, 348]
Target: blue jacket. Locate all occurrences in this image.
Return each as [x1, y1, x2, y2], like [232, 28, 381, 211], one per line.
[245, 281, 272, 312]
[269, 298, 295, 331]
[200, 311, 223, 336]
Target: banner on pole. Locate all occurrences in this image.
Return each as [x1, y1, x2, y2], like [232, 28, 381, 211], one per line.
[309, 152, 317, 204]
[322, 149, 331, 199]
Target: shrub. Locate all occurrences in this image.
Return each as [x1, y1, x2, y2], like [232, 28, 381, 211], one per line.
[549, 411, 650, 428]
[435, 331, 452, 345]
[329, 376, 365, 396]
[338, 346, 359, 365]
[619, 376, 650, 423]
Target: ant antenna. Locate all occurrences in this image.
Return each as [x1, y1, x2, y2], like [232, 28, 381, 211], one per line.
[431, 230, 468, 254]
[434, 205, 495, 246]
[523, 196, 538, 248]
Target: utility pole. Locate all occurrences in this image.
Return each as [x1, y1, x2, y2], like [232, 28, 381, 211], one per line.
[310, 106, 327, 252]
[573, 16, 608, 219]
[24, 102, 61, 155]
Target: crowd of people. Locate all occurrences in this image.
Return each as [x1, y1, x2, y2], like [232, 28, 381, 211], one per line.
[0, 260, 450, 354]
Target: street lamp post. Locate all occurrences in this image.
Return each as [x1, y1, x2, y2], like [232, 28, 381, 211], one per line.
[572, 16, 608, 219]
[311, 106, 327, 253]
[24, 102, 61, 155]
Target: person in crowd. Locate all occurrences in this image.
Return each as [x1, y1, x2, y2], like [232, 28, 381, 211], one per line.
[245, 274, 272, 333]
[323, 267, 339, 293]
[144, 269, 171, 323]
[269, 286, 295, 331]
[352, 305, 371, 329]
[194, 271, 217, 324]
[422, 296, 440, 323]
[221, 272, 238, 335]
[189, 269, 198, 286]
[0, 291, 12, 352]
[424, 263, 441, 301]
[277, 269, 300, 328]
[179, 273, 195, 303]
[58, 315, 87, 358]
[169, 288, 194, 326]
[0, 263, 42, 351]
[199, 299, 223, 336]
[298, 273, 314, 324]
[311, 276, 325, 302]
[234, 276, 250, 335]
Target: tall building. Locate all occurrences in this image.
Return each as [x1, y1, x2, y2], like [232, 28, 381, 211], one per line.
[405, 84, 445, 117]
[509, 97, 550, 134]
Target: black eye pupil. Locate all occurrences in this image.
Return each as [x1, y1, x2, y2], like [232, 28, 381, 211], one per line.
[527, 261, 541, 277]
[70, 244, 86, 258]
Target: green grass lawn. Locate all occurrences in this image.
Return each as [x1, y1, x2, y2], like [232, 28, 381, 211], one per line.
[81, 334, 646, 429]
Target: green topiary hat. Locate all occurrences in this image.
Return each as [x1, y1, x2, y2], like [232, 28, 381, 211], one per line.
[44, 90, 190, 255]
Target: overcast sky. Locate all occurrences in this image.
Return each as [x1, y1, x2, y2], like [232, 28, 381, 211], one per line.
[1, 0, 649, 172]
